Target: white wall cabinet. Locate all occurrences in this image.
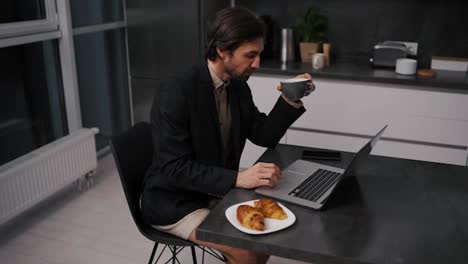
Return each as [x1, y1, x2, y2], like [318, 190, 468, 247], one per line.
[242, 73, 468, 166]
[239, 136, 286, 169]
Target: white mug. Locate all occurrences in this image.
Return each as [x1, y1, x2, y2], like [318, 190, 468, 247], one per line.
[395, 58, 417, 75]
[312, 53, 325, 70]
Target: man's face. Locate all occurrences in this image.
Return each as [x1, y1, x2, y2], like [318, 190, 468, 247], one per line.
[220, 37, 264, 81]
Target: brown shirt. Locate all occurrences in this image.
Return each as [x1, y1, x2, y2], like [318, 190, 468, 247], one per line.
[208, 65, 232, 153]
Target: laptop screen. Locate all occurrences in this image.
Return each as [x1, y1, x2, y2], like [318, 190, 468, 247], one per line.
[343, 125, 388, 177]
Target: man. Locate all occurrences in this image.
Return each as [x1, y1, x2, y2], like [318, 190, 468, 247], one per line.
[141, 7, 313, 263]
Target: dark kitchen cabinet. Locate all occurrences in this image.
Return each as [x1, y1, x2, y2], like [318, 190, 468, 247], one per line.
[126, 0, 229, 79]
[126, 0, 229, 122]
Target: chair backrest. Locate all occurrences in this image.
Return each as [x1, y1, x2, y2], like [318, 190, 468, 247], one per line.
[110, 122, 153, 231]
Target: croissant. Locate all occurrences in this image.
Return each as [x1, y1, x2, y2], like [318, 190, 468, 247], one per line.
[254, 199, 287, 220]
[236, 205, 265, 231]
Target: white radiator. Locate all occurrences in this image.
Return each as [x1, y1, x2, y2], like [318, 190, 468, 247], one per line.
[0, 127, 99, 225]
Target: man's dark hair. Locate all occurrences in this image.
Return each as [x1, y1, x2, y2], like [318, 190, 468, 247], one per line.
[205, 7, 265, 61]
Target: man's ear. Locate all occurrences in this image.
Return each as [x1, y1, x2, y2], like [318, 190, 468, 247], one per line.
[216, 47, 226, 59]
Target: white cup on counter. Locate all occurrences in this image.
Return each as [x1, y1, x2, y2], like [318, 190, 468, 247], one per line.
[395, 58, 417, 75]
[312, 53, 325, 70]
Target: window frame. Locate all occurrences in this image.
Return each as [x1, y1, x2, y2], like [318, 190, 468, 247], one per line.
[0, 0, 59, 39]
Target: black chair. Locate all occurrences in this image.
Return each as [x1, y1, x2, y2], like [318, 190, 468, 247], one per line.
[110, 122, 225, 264]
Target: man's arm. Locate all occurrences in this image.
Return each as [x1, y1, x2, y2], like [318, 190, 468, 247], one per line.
[243, 85, 306, 148]
[244, 73, 312, 148]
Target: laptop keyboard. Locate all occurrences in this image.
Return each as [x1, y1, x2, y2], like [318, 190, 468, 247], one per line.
[288, 169, 342, 202]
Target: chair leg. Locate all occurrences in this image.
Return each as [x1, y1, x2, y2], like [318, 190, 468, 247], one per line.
[171, 246, 176, 264]
[148, 244, 202, 264]
[191, 246, 198, 264]
[148, 242, 159, 264]
[202, 246, 205, 264]
[197, 246, 227, 262]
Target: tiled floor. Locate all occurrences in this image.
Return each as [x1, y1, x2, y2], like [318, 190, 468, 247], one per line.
[0, 154, 309, 264]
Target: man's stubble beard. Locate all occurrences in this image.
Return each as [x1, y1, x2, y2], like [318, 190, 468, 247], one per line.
[225, 65, 254, 81]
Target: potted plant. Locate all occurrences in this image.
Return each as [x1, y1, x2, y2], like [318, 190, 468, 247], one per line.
[298, 7, 326, 63]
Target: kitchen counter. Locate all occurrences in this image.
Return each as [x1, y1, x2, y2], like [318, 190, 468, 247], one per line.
[257, 60, 468, 93]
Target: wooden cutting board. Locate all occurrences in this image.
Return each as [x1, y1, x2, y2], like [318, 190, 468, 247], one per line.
[417, 69, 436, 77]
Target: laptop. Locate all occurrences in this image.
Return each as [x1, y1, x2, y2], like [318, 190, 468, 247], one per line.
[255, 125, 388, 210]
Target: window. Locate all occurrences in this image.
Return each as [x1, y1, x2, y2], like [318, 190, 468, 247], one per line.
[0, 1, 46, 23]
[70, 0, 131, 151]
[74, 29, 131, 149]
[70, 0, 124, 28]
[0, 0, 131, 166]
[0, 0, 58, 39]
[0, 40, 67, 165]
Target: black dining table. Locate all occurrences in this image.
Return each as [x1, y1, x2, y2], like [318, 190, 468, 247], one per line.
[197, 144, 468, 264]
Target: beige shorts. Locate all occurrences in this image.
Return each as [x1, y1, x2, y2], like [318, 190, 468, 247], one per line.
[152, 208, 210, 240]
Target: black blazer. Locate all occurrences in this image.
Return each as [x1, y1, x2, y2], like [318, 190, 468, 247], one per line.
[141, 65, 305, 225]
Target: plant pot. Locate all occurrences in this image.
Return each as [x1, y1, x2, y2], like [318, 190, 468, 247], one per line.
[299, 42, 320, 63]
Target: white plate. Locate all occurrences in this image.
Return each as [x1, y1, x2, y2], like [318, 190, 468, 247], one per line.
[225, 199, 296, 235]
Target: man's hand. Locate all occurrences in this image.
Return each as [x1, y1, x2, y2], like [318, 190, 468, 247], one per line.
[236, 162, 282, 189]
[277, 73, 315, 96]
